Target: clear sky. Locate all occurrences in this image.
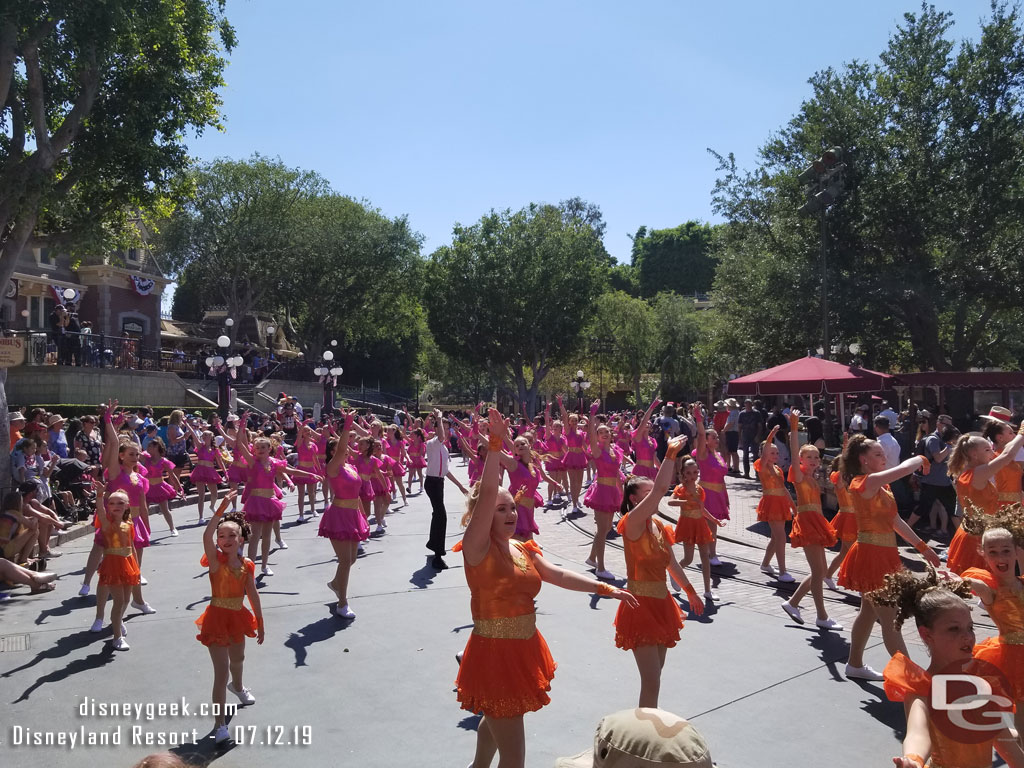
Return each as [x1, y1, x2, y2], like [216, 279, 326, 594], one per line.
[184, 0, 987, 264]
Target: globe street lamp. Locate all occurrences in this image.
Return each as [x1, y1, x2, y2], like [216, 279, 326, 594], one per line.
[570, 370, 591, 414]
[206, 330, 243, 420]
[314, 346, 342, 412]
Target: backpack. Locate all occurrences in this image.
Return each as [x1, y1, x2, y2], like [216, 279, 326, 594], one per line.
[914, 436, 929, 458]
[650, 418, 665, 449]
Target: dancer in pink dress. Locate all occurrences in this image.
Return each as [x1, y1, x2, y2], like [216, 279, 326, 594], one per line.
[294, 425, 324, 521]
[498, 436, 562, 541]
[582, 400, 626, 580]
[142, 439, 183, 536]
[629, 400, 662, 480]
[185, 422, 227, 524]
[385, 425, 409, 506]
[352, 437, 389, 528]
[690, 403, 730, 567]
[542, 403, 568, 506]
[319, 412, 369, 619]
[217, 415, 248, 512]
[406, 428, 427, 493]
[369, 440, 393, 534]
[557, 396, 589, 514]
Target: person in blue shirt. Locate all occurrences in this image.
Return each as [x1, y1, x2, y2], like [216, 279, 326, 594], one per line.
[46, 414, 69, 459]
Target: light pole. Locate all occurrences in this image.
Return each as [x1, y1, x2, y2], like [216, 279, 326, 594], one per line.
[413, 373, 422, 416]
[314, 348, 343, 414]
[206, 331, 243, 420]
[570, 370, 591, 414]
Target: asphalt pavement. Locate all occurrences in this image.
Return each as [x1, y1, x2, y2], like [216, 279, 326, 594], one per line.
[0, 459, 995, 767]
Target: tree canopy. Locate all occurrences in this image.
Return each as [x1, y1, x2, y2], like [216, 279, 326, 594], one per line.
[630, 221, 718, 299]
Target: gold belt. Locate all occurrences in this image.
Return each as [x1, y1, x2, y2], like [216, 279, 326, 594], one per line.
[763, 488, 788, 497]
[1003, 631, 1024, 645]
[839, 506, 855, 515]
[636, 459, 655, 467]
[597, 476, 618, 487]
[567, 446, 584, 453]
[232, 461, 246, 468]
[197, 460, 215, 467]
[210, 596, 245, 610]
[628, 579, 668, 599]
[518, 495, 536, 509]
[472, 613, 536, 640]
[129, 504, 144, 519]
[298, 460, 316, 467]
[249, 488, 276, 498]
[701, 481, 724, 492]
[680, 507, 704, 520]
[796, 503, 821, 514]
[104, 547, 131, 556]
[999, 492, 1021, 502]
[329, 498, 360, 510]
[857, 531, 896, 547]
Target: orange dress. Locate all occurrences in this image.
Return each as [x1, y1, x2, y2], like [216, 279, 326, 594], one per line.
[671, 485, 713, 545]
[884, 652, 1009, 768]
[454, 538, 556, 718]
[828, 470, 858, 544]
[995, 460, 1023, 508]
[836, 475, 902, 593]
[614, 514, 684, 650]
[964, 567, 1024, 700]
[195, 551, 259, 647]
[97, 521, 141, 587]
[787, 467, 836, 548]
[948, 470, 1000, 575]
[754, 459, 794, 522]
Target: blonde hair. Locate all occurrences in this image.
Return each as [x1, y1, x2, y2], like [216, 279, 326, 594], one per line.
[169, 410, 184, 425]
[460, 482, 484, 528]
[799, 443, 820, 458]
[948, 434, 987, 478]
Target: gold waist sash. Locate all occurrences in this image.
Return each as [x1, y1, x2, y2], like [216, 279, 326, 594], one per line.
[567, 446, 584, 453]
[196, 460, 215, 467]
[636, 459, 655, 467]
[104, 547, 131, 556]
[518, 495, 536, 509]
[680, 506, 704, 520]
[796, 503, 822, 514]
[298, 460, 316, 468]
[329, 498, 360, 510]
[857, 531, 896, 547]
[763, 488, 788, 497]
[839, 506, 855, 515]
[999, 492, 1021, 502]
[700, 481, 724, 492]
[597, 476, 618, 487]
[359, 473, 371, 481]
[472, 613, 536, 639]
[628, 579, 668, 599]
[1002, 631, 1024, 645]
[129, 504, 144, 519]
[210, 596, 244, 610]
[249, 488, 276, 498]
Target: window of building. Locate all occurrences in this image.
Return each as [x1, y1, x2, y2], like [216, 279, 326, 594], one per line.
[36, 247, 56, 267]
[28, 296, 55, 330]
[973, 390, 1004, 414]
[126, 248, 139, 263]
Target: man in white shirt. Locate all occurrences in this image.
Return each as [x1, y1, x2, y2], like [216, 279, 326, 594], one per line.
[424, 409, 468, 570]
[877, 401, 899, 428]
[873, 416, 901, 468]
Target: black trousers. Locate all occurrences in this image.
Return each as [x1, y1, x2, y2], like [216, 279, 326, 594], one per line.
[424, 475, 447, 557]
[914, 483, 957, 521]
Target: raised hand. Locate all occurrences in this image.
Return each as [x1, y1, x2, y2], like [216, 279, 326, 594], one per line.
[590, 400, 600, 417]
[487, 408, 507, 440]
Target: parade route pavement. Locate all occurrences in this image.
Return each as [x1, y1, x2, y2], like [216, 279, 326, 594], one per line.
[0, 460, 998, 767]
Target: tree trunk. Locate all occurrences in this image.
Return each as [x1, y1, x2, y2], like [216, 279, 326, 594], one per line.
[633, 372, 641, 410]
[0, 368, 10, 491]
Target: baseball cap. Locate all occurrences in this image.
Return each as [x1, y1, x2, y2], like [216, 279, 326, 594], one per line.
[555, 708, 714, 768]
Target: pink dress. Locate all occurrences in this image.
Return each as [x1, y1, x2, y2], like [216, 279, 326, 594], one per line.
[563, 428, 588, 470]
[143, 454, 178, 503]
[509, 460, 542, 538]
[468, 456, 483, 486]
[693, 448, 730, 521]
[225, 443, 248, 485]
[107, 467, 152, 549]
[241, 458, 286, 522]
[318, 463, 369, 542]
[371, 456, 392, 496]
[583, 445, 624, 514]
[631, 435, 658, 479]
[616, 427, 633, 456]
[191, 445, 223, 485]
[294, 441, 323, 486]
[407, 439, 427, 469]
[385, 438, 407, 477]
[352, 454, 377, 501]
[544, 434, 567, 473]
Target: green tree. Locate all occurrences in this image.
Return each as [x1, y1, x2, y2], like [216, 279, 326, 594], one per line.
[160, 155, 329, 342]
[0, 0, 233, 471]
[424, 200, 609, 417]
[631, 222, 718, 299]
[651, 292, 703, 401]
[593, 291, 659, 405]
[709, 3, 1024, 373]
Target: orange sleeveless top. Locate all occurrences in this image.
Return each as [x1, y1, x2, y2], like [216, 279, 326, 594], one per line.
[995, 461, 1023, 506]
[755, 459, 785, 492]
[956, 470, 999, 516]
[205, 550, 254, 599]
[963, 567, 1024, 637]
[788, 466, 821, 512]
[671, 484, 706, 519]
[464, 539, 542, 620]
[619, 514, 676, 582]
[104, 521, 133, 550]
[830, 471, 855, 511]
[848, 475, 896, 534]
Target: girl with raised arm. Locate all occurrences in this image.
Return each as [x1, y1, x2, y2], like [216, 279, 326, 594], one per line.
[582, 400, 625, 580]
[496, 436, 561, 542]
[755, 424, 796, 582]
[630, 400, 662, 480]
[96, 488, 140, 651]
[184, 421, 226, 524]
[669, 458, 723, 600]
[557, 396, 588, 514]
[690, 402, 729, 566]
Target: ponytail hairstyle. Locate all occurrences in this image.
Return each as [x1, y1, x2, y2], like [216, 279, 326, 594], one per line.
[982, 419, 1012, 445]
[867, 566, 973, 631]
[325, 437, 338, 463]
[620, 474, 651, 516]
[947, 434, 985, 478]
[839, 434, 874, 484]
[460, 480, 485, 528]
[217, 510, 251, 542]
[147, 437, 167, 456]
[413, 428, 426, 443]
[359, 436, 374, 458]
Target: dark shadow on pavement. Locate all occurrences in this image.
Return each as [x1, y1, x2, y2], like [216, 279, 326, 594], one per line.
[806, 630, 850, 681]
[33, 595, 80, 625]
[860, 693, 905, 733]
[284, 614, 351, 667]
[169, 713, 238, 766]
[8, 631, 115, 702]
[458, 714, 482, 732]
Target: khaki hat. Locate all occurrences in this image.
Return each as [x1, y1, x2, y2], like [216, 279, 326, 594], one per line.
[47, 414, 65, 427]
[725, 398, 739, 409]
[9, 412, 25, 422]
[556, 708, 714, 768]
[981, 406, 1013, 423]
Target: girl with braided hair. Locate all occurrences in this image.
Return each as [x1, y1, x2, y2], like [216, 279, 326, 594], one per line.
[869, 567, 1024, 768]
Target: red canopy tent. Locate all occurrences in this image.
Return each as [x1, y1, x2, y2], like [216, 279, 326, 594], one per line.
[727, 356, 894, 396]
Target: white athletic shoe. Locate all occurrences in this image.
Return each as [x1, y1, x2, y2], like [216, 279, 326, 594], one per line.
[333, 604, 356, 619]
[595, 569, 616, 581]
[781, 602, 804, 624]
[226, 682, 256, 705]
[170, 529, 179, 537]
[79, 583, 91, 597]
[276, 538, 288, 549]
[816, 618, 844, 631]
[131, 601, 156, 615]
[845, 663, 883, 681]
[261, 566, 273, 576]
[823, 577, 838, 591]
[214, 724, 231, 744]
[113, 637, 130, 651]
[89, 618, 104, 633]
[777, 572, 796, 583]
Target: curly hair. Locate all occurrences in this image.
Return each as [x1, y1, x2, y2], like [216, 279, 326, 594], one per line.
[217, 510, 250, 541]
[961, 500, 1024, 547]
[866, 566, 973, 630]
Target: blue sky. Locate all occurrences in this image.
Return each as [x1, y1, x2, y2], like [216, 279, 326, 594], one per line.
[185, 0, 987, 264]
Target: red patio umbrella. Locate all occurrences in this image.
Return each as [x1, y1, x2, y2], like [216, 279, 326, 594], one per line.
[727, 356, 893, 396]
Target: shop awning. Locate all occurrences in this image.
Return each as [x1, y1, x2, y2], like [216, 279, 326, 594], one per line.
[727, 356, 894, 396]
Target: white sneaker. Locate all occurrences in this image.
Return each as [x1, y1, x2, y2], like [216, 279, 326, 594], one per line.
[357, 543, 365, 555]
[226, 681, 256, 705]
[333, 604, 356, 619]
[845, 663, 884, 681]
[131, 601, 156, 615]
[668, 575, 682, 593]
[585, 557, 598, 569]
[214, 724, 231, 745]
[170, 529, 179, 537]
[704, 591, 718, 601]
[113, 637, 130, 651]
[781, 602, 804, 624]
[198, 518, 206, 525]
[595, 569, 616, 581]
[89, 618, 104, 632]
[261, 566, 273, 576]
[709, 557, 722, 566]
[778, 572, 795, 583]
[139, 576, 148, 586]
[374, 525, 385, 534]
[79, 583, 91, 597]
[759, 565, 775, 576]
[276, 539, 288, 549]
[121, 624, 127, 637]
[816, 618, 844, 631]
[823, 577, 838, 591]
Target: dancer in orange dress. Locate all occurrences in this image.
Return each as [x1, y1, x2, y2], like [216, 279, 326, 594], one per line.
[946, 425, 1024, 574]
[781, 411, 841, 630]
[825, 434, 857, 590]
[96, 488, 140, 651]
[982, 409, 1024, 509]
[755, 425, 796, 582]
[669, 458, 723, 600]
[838, 435, 940, 681]
[197, 493, 264, 745]
[618, 434, 703, 708]
[454, 409, 637, 768]
[869, 567, 1024, 768]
